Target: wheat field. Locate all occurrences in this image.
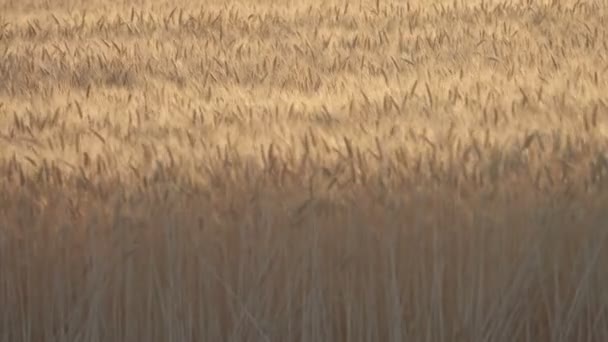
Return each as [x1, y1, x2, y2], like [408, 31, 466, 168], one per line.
[1, 0, 608, 340]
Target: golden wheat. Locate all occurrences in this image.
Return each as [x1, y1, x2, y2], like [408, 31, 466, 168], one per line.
[1, 0, 608, 340]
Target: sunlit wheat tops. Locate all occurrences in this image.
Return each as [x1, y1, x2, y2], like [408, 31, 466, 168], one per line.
[1, 0, 608, 341]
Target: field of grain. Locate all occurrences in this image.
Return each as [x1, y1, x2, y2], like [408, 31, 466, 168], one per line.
[1, 0, 608, 340]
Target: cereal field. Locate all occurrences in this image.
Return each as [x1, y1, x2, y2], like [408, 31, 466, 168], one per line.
[1, 0, 608, 340]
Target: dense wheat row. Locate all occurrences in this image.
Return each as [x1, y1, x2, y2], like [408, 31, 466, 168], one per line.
[1, 0, 608, 341]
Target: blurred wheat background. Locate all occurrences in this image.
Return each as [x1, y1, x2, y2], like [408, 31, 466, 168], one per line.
[1, 0, 608, 340]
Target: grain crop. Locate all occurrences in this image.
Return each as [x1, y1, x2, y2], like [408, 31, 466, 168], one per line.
[1, 0, 608, 340]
